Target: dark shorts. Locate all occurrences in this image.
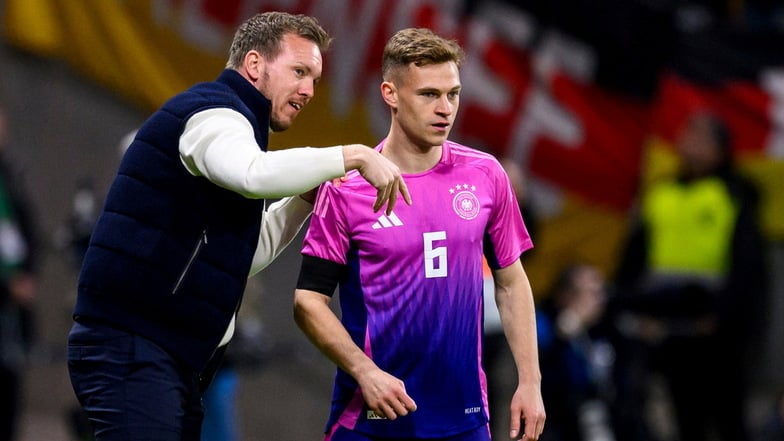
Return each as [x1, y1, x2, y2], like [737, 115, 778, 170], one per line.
[67, 321, 203, 441]
[325, 423, 491, 441]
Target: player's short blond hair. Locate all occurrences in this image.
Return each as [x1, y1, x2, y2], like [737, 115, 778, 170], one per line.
[226, 11, 332, 69]
[382, 28, 465, 81]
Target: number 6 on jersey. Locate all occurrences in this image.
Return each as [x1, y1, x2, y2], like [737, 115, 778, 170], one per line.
[423, 231, 447, 278]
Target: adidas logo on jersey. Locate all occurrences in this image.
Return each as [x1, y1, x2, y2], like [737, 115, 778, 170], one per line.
[371, 212, 403, 229]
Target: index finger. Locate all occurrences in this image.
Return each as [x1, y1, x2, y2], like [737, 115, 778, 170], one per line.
[398, 176, 412, 206]
[384, 181, 399, 216]
[388, 386, 417, 417]
[373, 183, 393, 213]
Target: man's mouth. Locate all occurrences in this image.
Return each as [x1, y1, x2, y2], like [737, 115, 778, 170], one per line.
[290, 102, 303, 111]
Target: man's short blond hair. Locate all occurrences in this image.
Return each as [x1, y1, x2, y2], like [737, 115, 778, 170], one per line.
[382, 28, 465, 81]
[226, 11, 332, 69]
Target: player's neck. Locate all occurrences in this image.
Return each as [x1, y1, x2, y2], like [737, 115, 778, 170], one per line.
[383, 134, 442, 174]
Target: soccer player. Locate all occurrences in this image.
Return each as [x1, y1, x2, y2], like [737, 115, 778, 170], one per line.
[294, 28, 546, 441]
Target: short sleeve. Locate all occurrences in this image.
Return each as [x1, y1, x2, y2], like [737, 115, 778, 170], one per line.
[301, 181, 351, 264]
[484, 161, 533, 269]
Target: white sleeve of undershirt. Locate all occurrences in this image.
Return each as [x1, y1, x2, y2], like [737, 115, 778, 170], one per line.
[248, 195, 313, 277]
[179, 108, 345, 199]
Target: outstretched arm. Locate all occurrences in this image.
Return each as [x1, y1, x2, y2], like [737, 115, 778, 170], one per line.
[179, 108, 410, 214]
[293, 288, 417, 419]
[493, 260, 546, 440]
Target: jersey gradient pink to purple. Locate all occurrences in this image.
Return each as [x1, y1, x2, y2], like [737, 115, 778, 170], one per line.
[302, 140, 533, 438]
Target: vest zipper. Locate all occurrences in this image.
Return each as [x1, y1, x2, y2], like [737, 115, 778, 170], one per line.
[172, 229, 208, 295]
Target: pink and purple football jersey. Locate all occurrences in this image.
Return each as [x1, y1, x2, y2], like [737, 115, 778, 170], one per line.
[301, 140, 533, 438]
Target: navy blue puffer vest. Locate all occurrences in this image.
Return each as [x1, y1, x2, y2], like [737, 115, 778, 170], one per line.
[75, 70, 270, 371]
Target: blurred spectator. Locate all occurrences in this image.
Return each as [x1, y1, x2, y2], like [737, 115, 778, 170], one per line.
[612, 111, 767, 441]
[201, 312, 270, 441]
[484, 157, 539, 440]
[500, 157, 539, 244]
[537, 264, 615, 441]
[54, 177, 99, 267]
[0, 105, 39, 441]
[201, 363, 240, 441]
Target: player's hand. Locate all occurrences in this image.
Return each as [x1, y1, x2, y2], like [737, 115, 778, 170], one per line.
[357, 368, 417, 420]
[341, 144, 412, 215]
[509, 382, 545, 440]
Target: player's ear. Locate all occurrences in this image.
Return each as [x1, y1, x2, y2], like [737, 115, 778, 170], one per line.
[242, 50, 263, 82]
[381, 81, 397, 107]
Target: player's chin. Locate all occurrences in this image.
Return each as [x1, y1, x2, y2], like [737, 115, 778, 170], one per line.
[270, 116, 294, 132]
[426, 133, 449, 146]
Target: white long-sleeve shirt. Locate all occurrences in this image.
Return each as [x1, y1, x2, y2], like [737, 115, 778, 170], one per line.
[179, 107, 346, 345]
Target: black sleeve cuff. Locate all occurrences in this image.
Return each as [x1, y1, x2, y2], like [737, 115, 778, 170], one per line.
[296, 255, 346, 297]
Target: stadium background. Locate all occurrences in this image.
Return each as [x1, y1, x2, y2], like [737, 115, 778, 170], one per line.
[0, 1, 782, 440]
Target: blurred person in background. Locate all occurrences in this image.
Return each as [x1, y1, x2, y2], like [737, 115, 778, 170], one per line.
[200, 312, 269, 441]
[200, 281, 271, 441]
[0, 105, 40, 441]
[536, 264, 615, 441]
[499, 157, 539, 243]
[612, 111, 767, 441]
[55, 177, 99, 270]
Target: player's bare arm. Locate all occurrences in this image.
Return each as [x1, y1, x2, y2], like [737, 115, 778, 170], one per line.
[493, 262, 546, 440]
[293, 288, 417, 419]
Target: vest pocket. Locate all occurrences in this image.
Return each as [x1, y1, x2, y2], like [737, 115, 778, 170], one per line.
[172, 229, 208, 295]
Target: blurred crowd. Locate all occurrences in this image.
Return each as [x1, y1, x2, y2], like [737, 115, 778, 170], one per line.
[0, 105, 39, 441]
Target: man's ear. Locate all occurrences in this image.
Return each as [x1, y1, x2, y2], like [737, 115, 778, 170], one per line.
[381, 81, 397, 108]
[242, 50, 263, 82]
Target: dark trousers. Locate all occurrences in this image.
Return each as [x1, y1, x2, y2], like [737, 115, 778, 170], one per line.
[67, 321, 204, 441]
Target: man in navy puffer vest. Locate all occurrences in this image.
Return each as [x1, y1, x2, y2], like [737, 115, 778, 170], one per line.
[67, 11, 411, 441]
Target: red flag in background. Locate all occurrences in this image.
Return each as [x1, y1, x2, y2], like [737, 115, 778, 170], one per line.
[649, 73, 772, 156]
[528, 73, 649, 212]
